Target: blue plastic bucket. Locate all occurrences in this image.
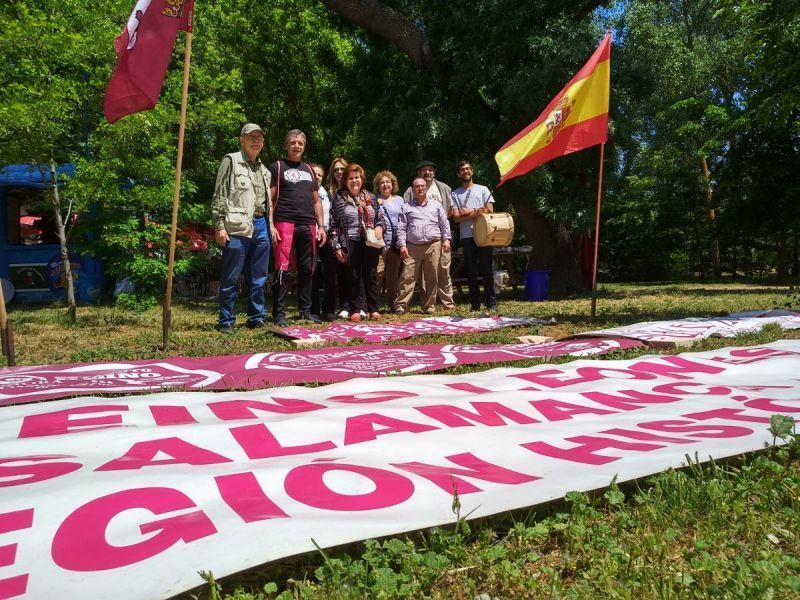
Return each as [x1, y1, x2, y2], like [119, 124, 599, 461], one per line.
[524, 270, 550, 301]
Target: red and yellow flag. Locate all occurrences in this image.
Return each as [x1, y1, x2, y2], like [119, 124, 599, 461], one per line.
[495, 33, 610, 185]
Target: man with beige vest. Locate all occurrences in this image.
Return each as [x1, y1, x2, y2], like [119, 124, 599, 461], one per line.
[211, 123, 274, 333]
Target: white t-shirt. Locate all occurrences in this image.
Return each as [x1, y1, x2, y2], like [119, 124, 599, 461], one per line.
[451, 184, 493, 239]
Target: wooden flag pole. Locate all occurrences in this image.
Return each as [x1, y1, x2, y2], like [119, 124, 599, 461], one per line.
[161, 28, 193, 351]
[589, 142, 606, 320]
[0, 280, 14, 366]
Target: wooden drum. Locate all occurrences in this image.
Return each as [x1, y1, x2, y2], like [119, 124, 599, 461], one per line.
[474, 212, 514, 247]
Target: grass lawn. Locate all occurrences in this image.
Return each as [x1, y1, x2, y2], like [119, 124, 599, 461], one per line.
[3, 281, 797, 367]
[4, 281, 799, 599]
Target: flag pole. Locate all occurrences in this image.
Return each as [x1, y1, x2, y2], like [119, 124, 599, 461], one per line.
[161, 27, 193, 351]
[589, 142, 605, 320]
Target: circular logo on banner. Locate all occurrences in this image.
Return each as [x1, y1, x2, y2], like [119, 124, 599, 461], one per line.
[46, 253, 81, 301]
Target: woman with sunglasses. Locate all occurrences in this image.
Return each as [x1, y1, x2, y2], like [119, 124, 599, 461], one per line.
[327, 157, 353, 318]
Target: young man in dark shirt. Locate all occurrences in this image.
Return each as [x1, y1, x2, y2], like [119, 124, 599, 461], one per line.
[269, 129, 327, 326]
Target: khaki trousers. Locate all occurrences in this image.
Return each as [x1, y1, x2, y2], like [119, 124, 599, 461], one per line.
[437, 248, 455, 308]
[395, 241, 441, 312]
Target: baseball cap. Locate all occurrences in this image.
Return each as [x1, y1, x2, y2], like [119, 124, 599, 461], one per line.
[240, 123, 265, 136]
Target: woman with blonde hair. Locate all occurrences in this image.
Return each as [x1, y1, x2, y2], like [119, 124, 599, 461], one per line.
[329, 164, 384, 321]
[327, 157, 348, 199]
[373, 170, 405, 308]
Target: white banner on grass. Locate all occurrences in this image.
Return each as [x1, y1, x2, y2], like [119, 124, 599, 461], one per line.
[1, 341, 799, 599]
[573, 314, 800, 346]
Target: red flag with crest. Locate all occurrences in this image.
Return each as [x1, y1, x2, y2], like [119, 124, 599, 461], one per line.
[103, 0, 193, 123]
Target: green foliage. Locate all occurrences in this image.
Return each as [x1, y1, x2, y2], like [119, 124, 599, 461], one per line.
[604, 0, 800, 281]
[769, 415, 795, 445]
[1, 0, 798, 298]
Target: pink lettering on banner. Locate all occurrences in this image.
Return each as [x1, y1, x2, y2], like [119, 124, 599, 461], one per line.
[52, 488, 216, 571]
[444, 382, 492, 395]
[215, 472, 289, 523]
[285, 461, 414, 511]
[600, 428, 694, 445]
[0, 509, 33, 599]
[18, 405, 129, 438]
[230, 423, 336, 458]
[344, 414, 438, 445]
[638, 419, 753, 438]
[416, 402, 539, 428]
[150, 405, 198, 426]
[581, 389, 678, 410]
[628, 356, 724, 379]
[712, 347, 799, 365]
[743, 396, 800, 413]
[651, 382, 731, 396]
[0, 455, 82, 487]
[327, 390, 417, 404]
[393, 452, 539, 494]
[208, 397, 326, 421]
[522, 435, 665, 465]
[96, 437, 231, 471]
[682, 408, 771, 424]
[284, 462, 414, 511]
[529, 399, 617, 421]
[513, 366, 650, 389]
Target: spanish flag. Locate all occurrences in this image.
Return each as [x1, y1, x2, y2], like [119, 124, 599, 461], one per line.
[495, 33, 610, 185]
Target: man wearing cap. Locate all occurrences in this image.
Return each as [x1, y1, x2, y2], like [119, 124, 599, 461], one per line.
[211, 123, 274, 333]
[403, 160, 455, 309]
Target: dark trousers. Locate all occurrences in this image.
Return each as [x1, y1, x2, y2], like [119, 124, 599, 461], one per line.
[336, 261, 350, 311]
[345, 238, 380, 313]
[311, 243, 338, 316]
[272, 224, 315, 318]
[462, 237, 496, 309]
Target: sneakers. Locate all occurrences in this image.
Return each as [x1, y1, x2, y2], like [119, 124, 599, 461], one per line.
[300, 313, 322, 324]
[218, 324, 234, 334]
[349, 312, 362, 322]
[274, 315, 289, 327]
[360, 310, 367, 318]
[394, 306, 406, 315]
[245, 320, 264, 329]
[370, 311, 382, 320]
[424, 306, 435, 315]
[337, 309, 349, 319]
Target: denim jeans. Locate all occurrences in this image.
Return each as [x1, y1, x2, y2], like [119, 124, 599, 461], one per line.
[218, 216, 270, 327]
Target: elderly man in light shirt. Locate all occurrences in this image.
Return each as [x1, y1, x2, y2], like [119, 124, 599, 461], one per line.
[394, 177, 452, 315]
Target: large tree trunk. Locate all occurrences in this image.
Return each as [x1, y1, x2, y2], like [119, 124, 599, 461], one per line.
[511, 198, 584, 297]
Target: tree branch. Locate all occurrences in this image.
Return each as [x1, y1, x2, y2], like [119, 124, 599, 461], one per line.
[320, 0, 433, 69]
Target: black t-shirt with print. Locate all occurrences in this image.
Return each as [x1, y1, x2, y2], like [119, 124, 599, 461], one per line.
[269, 159, 318, 225]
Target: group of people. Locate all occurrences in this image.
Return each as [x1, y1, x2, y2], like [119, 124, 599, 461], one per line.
[211, 123, 498, 332]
